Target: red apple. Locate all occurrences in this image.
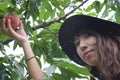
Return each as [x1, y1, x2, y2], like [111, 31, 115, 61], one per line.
[4, 13, 20, 29]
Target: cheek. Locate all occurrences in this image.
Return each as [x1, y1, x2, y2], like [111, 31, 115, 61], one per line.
[76, 48, 83, 58]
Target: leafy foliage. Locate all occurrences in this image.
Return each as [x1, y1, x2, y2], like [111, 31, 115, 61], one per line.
[0, 0, 120, 80]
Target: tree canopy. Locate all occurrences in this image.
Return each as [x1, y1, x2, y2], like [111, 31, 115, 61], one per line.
[0, 0, 120, 80]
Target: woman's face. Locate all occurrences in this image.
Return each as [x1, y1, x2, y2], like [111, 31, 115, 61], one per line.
[74, 35, 98, 66]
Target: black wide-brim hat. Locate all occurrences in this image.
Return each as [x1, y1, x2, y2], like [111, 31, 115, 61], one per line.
[58, 15, 120, 66]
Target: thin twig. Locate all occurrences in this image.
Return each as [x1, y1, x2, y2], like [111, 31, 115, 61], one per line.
[1, 0, 89, 45]
[0, 39, 13, 44]
[32, 0, 89, 30]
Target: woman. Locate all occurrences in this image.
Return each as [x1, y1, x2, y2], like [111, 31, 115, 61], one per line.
[58, 15, 120, 80]
[1, 15, 120, 80]
[74, 30, 120, 80]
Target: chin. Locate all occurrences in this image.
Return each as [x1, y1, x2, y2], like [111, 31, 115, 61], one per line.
[86, 61, 98, 66]
[88, 63, 97, 66]
[87, 58, 98, 66]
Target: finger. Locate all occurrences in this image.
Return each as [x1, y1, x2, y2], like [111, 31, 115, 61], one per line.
[2, 18, 6, 28]
[7, 19, 16, 34]
[7, 19, 12, 29]
[2, 19, 9, 35]
[4, 19, 16, 37]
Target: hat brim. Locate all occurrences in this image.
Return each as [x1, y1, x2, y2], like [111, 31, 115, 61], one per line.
[58, 15, 120, 66]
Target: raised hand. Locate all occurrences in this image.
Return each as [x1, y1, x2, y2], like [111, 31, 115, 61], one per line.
[1, 19, 29, 45]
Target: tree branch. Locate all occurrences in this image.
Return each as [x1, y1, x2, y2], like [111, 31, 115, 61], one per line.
[0, 39, 13, 44]
[1, 0, 89, 45]
[32, 0, 89, 30]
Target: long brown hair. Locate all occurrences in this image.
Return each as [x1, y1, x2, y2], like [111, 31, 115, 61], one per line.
[75, 30, 120, 80]
[96, 32, 120, 80]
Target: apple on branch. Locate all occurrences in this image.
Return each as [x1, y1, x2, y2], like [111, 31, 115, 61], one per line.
[3, 13, 20, 29]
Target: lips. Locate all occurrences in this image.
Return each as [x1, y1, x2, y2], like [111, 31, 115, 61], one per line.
[83, 50, 94, 58]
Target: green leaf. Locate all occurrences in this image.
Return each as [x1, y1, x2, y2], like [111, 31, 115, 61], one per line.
[55, 60, 92, 76]
[44, 65, 56, 76]
[93, 1, 101, 13]
[115, 6, 120, 23]
[13, 41, 18, 50]
[101, 5, 109, 18]
[39, 7, 46, 21]
[52, 73, 70, 80]
[50, 0, 61, 10]
[41, 0, 52, 12]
